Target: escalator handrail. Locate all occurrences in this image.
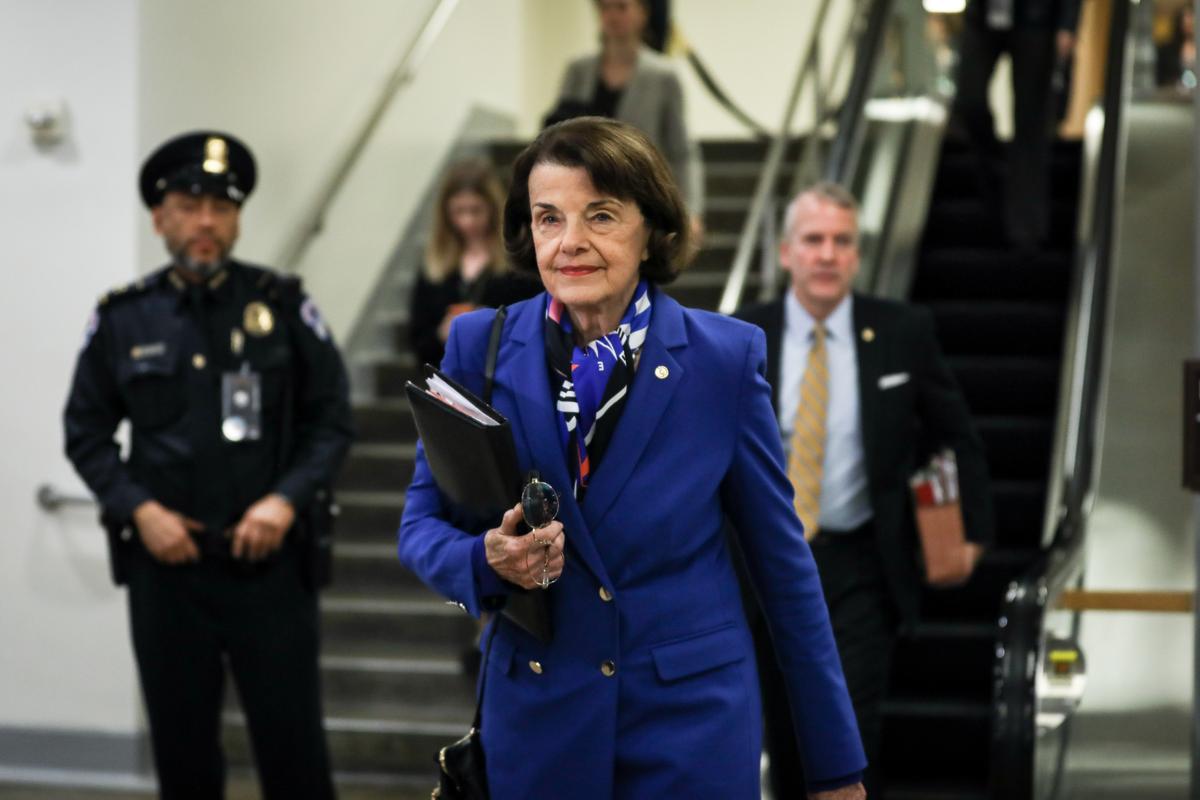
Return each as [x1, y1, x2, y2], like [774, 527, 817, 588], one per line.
[275, 0, 461, 272]
[990, 0, 1135, 795]
[717, 0, 859, 315]
[823, 0, 895, 185]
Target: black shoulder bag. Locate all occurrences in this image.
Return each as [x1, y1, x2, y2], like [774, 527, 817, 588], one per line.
[434, 305, 507, 800]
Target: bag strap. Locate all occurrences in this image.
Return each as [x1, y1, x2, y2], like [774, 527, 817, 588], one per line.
[483, 306, 507, 405]
[472, 304, 506, 730]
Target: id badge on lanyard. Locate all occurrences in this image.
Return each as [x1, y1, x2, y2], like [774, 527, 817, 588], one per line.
[221, 363, 262, 442]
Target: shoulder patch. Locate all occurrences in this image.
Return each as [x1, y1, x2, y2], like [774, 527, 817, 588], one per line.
[81, 309, 100, 348]
[299, 297, 329, 341]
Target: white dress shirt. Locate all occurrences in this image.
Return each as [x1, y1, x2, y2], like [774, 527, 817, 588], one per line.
[778, 292, 873, 531]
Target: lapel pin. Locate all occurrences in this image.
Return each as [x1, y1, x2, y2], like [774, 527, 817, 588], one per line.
[861, 327, 875, 343]
[654, 365, 669, 380]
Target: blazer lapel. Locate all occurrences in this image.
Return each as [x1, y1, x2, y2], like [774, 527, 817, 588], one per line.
[581, 288, 686, 530]
[764, 296, 785, 412]
[504, 302, 610, 587]
[852, 293, 884, 473]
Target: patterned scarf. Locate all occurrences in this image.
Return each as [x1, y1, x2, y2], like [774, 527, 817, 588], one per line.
[545, 281, 652, 499]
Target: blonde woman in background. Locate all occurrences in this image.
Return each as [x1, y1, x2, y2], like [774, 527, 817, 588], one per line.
[409, 159, 541, 368]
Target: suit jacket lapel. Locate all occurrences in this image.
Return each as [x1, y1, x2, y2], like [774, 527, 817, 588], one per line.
[581, 288, 686, 531]
[764, 296, 785, 412]
[504, 302, 610, 587]
[852, 293, 884, 475]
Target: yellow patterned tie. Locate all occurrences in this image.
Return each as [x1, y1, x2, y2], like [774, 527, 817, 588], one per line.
[788, 322, 828, 541]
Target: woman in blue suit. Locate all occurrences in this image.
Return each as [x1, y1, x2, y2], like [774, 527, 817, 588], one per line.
[399, 117, 867, 799]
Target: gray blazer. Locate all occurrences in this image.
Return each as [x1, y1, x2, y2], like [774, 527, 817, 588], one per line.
[556, 46, 704, 214]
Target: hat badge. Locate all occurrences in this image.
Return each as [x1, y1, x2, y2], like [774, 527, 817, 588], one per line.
[203, 137, 229, 174]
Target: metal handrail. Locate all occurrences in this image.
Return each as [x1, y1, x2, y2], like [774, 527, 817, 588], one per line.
[991, 0, 1135, 795]
[716, 0, 839, 314]
[276, 0, 461, 272]
[36, 483, 96, 511]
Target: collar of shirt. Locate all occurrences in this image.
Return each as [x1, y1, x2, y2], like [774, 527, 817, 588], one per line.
[783, 290, 854, 347]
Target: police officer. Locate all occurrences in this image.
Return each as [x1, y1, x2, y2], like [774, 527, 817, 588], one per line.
[63, 131, 353, 799]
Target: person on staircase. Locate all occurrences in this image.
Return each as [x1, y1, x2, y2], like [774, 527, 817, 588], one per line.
[735, 183, 995, 798]
[547, 0, 704, 234]
[954, 0, 1081, 251]
[409, 159, 542, 369]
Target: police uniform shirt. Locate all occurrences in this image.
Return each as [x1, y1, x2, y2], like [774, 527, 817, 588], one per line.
[64, 261, 353, 534]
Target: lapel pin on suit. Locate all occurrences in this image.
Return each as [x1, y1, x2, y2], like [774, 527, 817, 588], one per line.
[861, 327, 875, 343]
[654, 365, 669, 379]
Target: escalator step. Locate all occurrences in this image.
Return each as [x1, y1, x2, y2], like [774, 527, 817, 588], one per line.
[885, 780, 989, 800]
[992, 480, 1048, 550]
[931, 149, 1083, 204]
[949, 356, 1060, 417]
[920, 199, 1076, 249]
[890, 626, 993, 702]
[976, 416, 1053, 482]
[882, 710, 991, 782]
[924, 301, 1065, 358]
[911, 247, 1071, 303]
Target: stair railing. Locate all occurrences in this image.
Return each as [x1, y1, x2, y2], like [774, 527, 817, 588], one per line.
[275, 0, 461, 273]
[717, 0, 881, 315]
[990, 1, 1135, 796]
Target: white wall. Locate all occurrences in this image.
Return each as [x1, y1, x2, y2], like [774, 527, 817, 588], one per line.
[139, 0, 526, 342]
[0, 0, 142, 733]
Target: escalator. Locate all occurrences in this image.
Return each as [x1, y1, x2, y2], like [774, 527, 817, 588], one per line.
[882, 136, 1081, 800]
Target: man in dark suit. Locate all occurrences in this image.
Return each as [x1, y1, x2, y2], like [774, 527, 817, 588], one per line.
[955, 0, 1081, 249]
[735, 183, 994, 797]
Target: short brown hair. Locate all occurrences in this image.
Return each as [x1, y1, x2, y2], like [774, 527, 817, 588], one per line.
[503, 117, 694, 284]
[425, 159, 507, 281]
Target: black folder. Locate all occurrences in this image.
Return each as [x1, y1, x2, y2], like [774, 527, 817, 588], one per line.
[405, 365, 551, 642]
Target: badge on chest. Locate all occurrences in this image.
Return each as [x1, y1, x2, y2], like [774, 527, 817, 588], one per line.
[222, 367, 262, 442]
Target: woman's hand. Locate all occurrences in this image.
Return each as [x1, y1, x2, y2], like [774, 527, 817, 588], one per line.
[484, 504, 566, 589]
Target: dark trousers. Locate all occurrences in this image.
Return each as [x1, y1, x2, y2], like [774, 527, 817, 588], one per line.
[954, 22, 1059, 247]
[754, 522, 898, 798]
[126, 544, 335, 800]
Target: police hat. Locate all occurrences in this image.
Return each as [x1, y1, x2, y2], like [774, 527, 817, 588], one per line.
[138, 131, 256, 208]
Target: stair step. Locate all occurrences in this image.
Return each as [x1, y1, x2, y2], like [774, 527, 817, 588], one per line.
[703, 161, 798, 197]
[321, 595, 477, 652]
[223, 708, 466, 775]
[924, 301, 1065, 358]
[976, 416, 1053, 482]
[949, 356, 1060, 417]
[332, 543, 431, 598]
[320, 651, 477, 712]
[911, 247, 1072, 303]
[334, 491, 405, 548]
[369, 353, 422, 399]
[337, 443, 418, 494]
[354, 399, 417, 444]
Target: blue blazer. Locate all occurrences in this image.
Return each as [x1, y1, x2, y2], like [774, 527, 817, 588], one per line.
[399, 287, 865, 798]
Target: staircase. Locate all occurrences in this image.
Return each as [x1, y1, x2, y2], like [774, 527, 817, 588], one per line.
[881, 137, 1082, 799]
[218, 137, 791, 795]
